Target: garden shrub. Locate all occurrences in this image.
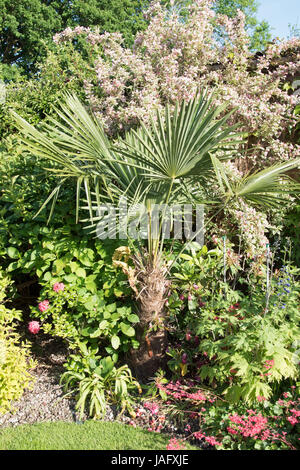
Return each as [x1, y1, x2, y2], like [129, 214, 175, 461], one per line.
[16, 0, 298, 271]
[60, 350, 141, 419]
[53, 0, 300, 168]
[6, 224, 138, 356]
[0, 269, 36, 414]
[152, 376, 300, 450]
[0, 142, 138, 357]
[166, 244, 300, 403]
[0, 0, 298, 441]
[0, 40, 96, 139]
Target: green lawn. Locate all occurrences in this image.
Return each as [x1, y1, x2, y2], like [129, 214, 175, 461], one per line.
[0, 420, 197, 450]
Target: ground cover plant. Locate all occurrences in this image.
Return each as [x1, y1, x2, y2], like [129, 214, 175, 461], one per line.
[0, 0, 299, 452]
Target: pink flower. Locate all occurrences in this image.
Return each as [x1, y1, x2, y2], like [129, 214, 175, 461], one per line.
[144, 402, 159, 415]
[166, 438, 186, 450]
[28, 321, 40, 334]
[53, 282, 65, 292]
[257, 395, 266, 402]
[287, 416, 298, 426]
[129, 420, 136, 427]
[38, 300, 50, 312]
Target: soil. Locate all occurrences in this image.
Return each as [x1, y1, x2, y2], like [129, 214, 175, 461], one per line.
[0, 334, 86, 428]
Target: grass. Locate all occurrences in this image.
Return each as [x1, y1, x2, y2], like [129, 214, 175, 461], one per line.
[0, 420, 197, 450]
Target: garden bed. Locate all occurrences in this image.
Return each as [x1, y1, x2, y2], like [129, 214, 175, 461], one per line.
[0, 334, 197, 450]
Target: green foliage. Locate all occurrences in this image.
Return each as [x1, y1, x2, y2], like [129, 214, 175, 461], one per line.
[0, 41, 96, 140]
[148, 374, 299, 449]
[0, 0, 271, 81]
[4, 220, 138, 353]
[0, 0, 150, 79]
[32, 281, 138, 355]
[0, 140, 138, 357]
[12, 92, 299, 270]
[0, 0, 61, 75]
[198, 388, 300, 450]
[0, 269, 36, 414]
[60, 350, 141, 419]
[282, 206, 300, 267]
[167, 246, 300, 403]
[53, 0, 150, 46]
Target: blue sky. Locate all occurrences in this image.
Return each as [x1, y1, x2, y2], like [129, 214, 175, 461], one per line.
[257, 0, 300, 39]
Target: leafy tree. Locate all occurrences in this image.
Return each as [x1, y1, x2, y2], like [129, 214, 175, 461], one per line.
[52, 0, 150, 45]
[0, 0, 61, 74]
[0, 0, 271, 81]
[0, 0, 149, 79]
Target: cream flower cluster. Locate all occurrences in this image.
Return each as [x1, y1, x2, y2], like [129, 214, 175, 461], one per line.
[53, 0, 300, 167]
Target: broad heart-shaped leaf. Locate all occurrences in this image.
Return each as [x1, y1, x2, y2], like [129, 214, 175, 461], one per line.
[88, 358, 97, 370]
[128, 314, 140, 323]
[99, 320, 109, 330]
[120, 322, 135, 337]
[53, 258, 65, 274]
[111, 335, 121, 350]
[7, 247, 20, 259]
[75, 267, 86, 278]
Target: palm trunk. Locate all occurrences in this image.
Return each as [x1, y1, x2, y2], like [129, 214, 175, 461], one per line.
[129, 258, 169, 380]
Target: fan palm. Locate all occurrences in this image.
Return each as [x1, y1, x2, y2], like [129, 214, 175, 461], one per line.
[12, 92, 300, 378]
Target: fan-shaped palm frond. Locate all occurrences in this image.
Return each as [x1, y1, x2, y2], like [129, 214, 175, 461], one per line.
[230, 160, 300, 208]
[12, 92, 300, 255]
[112, 90, 242, 181]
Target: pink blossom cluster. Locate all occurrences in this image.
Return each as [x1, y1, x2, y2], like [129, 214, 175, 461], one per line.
[157, 379, 216, 404]
[28, 320, 40, 334]
[52, 0, 300, 170]
[166, 437, 186, 450]
[263, 359, 275, 370]
[230, 199, 270, 259]
[53, 282, 65, 292]
[144, 401, 160, 415]
[193, 430, 222, 447]
[227, 412, 269, 439]
[224, 393, 300, 449]
[38, 300, 50, 312]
